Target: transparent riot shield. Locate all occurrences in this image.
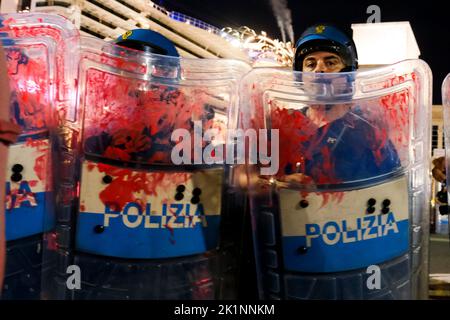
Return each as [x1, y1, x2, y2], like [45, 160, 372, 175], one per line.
[0, 13, 78, 299]
[442, 74, 450, 241]
[240, 60, 432, 299]
[42, 35, 251, 299]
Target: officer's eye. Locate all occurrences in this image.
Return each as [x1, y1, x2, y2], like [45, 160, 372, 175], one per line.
[326, 60, 337, 67]
[304, 61, 316, 69]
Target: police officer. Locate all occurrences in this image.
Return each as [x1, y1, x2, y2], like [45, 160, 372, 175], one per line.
[249, 23, 425, 300]
[73, 29, 239, 300]
[284, 23, 401, 184]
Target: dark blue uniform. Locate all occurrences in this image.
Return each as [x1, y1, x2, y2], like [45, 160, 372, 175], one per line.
[285, 108, 401, 184]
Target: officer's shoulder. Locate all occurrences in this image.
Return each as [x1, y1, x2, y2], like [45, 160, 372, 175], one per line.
[345, 108, 376, 133]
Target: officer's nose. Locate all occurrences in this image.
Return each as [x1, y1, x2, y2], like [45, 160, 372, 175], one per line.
[314, 60, 327, 73]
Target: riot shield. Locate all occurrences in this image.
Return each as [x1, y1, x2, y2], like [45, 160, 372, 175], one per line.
[240, 60, 432, 299]
[42, 35, 251, 299]
[0, 13, 78, 299]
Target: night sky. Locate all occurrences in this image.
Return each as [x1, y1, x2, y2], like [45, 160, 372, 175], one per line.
[157, 0, 448, 104]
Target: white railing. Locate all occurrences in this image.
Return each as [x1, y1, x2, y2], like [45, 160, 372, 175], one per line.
[148, 1, 221, 34]
[168, 11, 221, 35]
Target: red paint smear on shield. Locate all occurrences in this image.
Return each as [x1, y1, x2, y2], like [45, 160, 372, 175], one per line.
[33, 154, 47, 181]
[269, 101, 340, 186]
[250, 72, 415, 206]
[83, 69, 223, 164]
[7, 49, 49, 131]
[80, 54, 224, 244]
[164, 224, 176, 244]
[28, 180, 38, 188]
[46, 232, 58, 251]
[0, 21, 73, 129]
[90, 162, 190, 213]
[25, 137, 49, 151]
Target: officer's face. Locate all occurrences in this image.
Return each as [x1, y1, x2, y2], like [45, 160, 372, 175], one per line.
[302, 51, 345, 73]
[302, 52, 351, 126]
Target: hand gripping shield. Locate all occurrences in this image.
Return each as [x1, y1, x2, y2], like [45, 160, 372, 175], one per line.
[240, 60, 431, 299]
[43, 35, 251, 299]
[0, 13, 78, 299]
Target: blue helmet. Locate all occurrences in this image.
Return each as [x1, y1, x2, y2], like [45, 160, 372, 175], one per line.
[294, 24, 358, 72]
[114, 29, 179, 57]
